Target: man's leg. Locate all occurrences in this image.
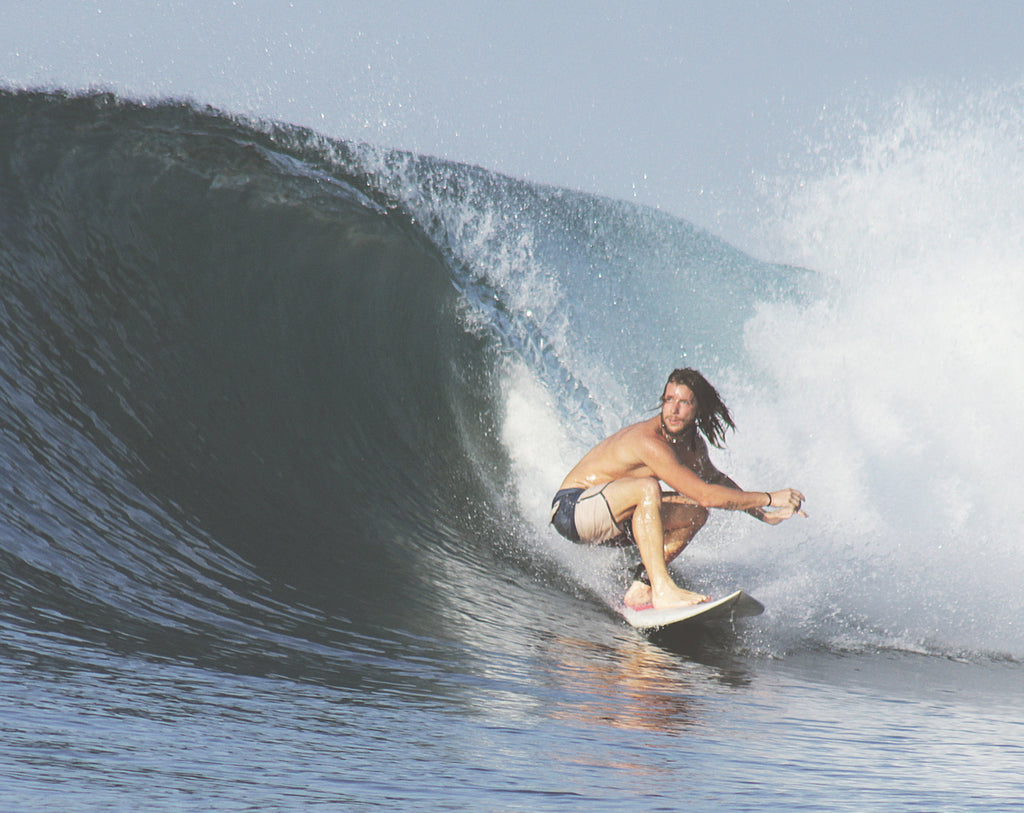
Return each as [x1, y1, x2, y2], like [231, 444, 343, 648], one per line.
[624, 496, 708, 607]
[662, 495, 708, 563]
[600, 478, 708, 609]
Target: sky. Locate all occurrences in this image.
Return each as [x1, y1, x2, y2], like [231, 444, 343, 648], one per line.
[4, 1, 1024, 248]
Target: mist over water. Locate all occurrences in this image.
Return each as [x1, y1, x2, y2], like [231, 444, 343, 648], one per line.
[729, 84, 1024, 658]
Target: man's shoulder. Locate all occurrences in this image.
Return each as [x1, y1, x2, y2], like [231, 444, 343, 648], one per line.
[615, 417, 668, 454]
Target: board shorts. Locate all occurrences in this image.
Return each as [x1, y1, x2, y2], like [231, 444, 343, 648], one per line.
[550, 484, 636, 547]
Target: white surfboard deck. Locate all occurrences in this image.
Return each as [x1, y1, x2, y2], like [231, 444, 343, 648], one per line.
[620, 590, 764, 630]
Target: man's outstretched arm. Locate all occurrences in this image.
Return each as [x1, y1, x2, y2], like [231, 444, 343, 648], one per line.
[696, 442, 806, 523]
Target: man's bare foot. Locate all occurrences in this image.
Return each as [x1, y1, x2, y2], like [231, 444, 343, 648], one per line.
[624, 580, 653, 609]
[651, 584, 708, 610]
[624, 581, 709, 610]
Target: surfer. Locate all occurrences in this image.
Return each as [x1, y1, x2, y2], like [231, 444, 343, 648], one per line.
[550, 368, 806, 610]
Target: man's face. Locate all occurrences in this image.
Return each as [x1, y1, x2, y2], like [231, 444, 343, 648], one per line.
[661, 383, 698, 436]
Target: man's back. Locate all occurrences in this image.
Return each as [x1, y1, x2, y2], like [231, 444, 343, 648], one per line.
[558, 417, 661, 491]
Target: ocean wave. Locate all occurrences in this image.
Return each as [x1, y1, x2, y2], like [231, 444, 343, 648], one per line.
[4, 89, 1016, 664]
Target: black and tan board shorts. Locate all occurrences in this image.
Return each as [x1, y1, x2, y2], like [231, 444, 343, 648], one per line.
[550, 484, 635, 547]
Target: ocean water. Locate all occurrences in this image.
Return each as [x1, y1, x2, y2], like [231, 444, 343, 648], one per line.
[1, 89, 1022, 811]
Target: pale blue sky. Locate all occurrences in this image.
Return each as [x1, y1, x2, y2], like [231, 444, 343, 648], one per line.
[5, 1, 1024, 245]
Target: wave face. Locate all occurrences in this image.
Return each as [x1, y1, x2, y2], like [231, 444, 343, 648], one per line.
[1, 89, 1020, 667]
[0, 91, 519, 668]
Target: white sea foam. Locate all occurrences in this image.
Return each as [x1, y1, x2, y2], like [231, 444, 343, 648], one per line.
[729, 84, 1024, 657]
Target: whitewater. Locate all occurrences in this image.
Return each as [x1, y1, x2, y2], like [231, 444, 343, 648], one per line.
[1, 88, 1022, 810]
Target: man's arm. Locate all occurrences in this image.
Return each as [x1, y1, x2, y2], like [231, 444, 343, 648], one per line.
[639, 433, 770, 512]
[692, 440, 774, 521]
[678, 434, 806, 523]
[710, 471, 772, 522]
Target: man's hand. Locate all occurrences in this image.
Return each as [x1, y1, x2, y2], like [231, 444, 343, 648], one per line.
[760, 488, 807, 524]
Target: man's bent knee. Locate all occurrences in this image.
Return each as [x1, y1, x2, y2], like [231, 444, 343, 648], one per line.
[636, 477, 663, 503]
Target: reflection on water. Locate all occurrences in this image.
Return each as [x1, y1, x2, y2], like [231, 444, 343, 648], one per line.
[536, 628, 755, 736]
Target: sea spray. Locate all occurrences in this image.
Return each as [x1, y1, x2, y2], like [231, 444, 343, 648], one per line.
[733, 83, 1024, 658]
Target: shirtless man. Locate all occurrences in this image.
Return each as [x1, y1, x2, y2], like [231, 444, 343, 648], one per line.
[550, 368, 805, 610]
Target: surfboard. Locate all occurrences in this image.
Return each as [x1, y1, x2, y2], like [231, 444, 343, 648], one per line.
[620, 590, 764, 630]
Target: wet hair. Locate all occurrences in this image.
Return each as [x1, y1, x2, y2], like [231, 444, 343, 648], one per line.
[662, 368, 735, 449]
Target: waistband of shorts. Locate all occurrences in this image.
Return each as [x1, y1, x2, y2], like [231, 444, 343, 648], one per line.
[552, 487, 585, 506]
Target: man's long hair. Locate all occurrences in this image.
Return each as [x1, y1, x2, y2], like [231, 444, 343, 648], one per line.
[663, 368, 735, 449]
